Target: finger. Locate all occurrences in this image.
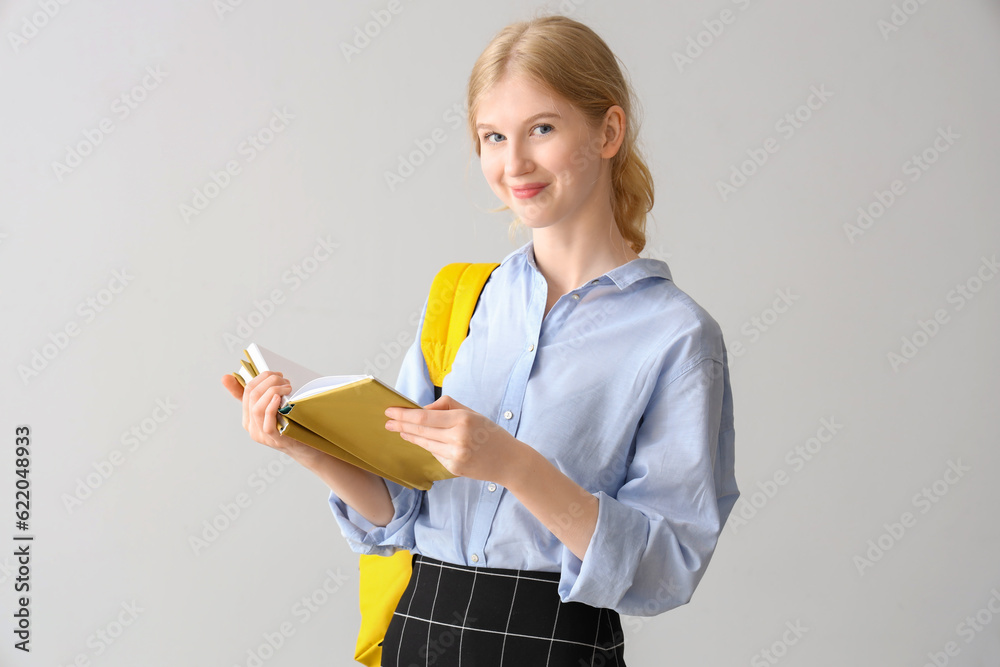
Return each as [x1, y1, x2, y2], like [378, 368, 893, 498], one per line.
[262, 394, 282, 441]
[245, 372, 289, 427]
[422, 395, 451, 410]
[387, 406, 453, 428]
[396, 429, 437, 454]
[242, 372, 276, 431]
[248, 382, 277, 439]
[422, 394, 465, 411]
[221, 374, 245, 400]
[387, 419, 440, 441]
[251, 384, 291, 436]
[246, 371, 287, 395]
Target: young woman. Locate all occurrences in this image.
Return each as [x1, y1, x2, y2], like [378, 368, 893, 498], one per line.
[224, 14, 738, 666]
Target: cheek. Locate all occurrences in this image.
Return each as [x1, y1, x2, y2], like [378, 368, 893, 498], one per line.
[480, 154, 504, 186]
[568, 137, 602, 174]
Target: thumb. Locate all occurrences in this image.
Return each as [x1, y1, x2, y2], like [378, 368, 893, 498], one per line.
[424, 394, 464, 410]
[221, 374, 245, 400]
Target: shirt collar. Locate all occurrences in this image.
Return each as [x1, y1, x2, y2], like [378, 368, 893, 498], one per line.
[500, 239, 672, 290]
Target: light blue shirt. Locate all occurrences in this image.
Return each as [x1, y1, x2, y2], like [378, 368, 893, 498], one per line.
[328, 240, 739, 616]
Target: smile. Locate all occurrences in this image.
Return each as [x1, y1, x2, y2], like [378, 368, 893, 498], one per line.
[510, 184, 548, 199]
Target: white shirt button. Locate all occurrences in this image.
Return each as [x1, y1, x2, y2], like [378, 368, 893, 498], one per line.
[591, 279, 599, 284]
[503, 410, 513, 420]
[488, 483, 497, 492]
[572, 293, 580, 300]
[471, 553, 479, 563]
[527, 343, 534, 352]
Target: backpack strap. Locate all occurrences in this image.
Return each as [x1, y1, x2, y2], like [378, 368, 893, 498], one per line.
[421, 262, 500, 399]
[354, 260, 499, 667]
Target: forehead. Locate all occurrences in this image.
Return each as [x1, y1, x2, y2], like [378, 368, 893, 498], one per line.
[475, 74, 577, 126]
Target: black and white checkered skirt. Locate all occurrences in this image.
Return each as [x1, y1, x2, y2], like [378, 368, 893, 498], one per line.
[380, 553, 626, 667]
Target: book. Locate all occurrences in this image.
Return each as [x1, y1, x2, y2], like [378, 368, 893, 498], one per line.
[232, 343, 455, 491]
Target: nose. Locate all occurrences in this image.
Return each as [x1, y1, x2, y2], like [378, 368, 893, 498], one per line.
[504, 137, 533, 177]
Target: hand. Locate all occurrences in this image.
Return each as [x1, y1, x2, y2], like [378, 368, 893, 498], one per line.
[220, 371, 316, 462]
[384, 395, 524, 484]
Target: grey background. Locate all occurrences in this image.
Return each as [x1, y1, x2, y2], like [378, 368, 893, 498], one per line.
[2, 0, 999, 665]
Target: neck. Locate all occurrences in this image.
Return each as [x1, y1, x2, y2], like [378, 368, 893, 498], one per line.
[530, 211, 639, 292]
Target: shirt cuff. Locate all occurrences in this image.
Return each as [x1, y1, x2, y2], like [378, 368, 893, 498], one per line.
[327, 481, 422, 556]
[558, 490, 647, 611]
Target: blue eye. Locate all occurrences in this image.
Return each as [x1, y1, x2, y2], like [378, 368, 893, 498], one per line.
[481, 124, 552, 145]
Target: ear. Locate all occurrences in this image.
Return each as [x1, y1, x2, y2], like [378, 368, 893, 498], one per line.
[600, 105, 626, 159]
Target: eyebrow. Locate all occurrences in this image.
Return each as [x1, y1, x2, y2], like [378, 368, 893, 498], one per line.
[476, 112, 561, 131]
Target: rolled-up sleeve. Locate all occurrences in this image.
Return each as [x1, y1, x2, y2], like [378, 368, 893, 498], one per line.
[560, 347, 739, 616]
[327, 295, 438, 555]
[328, 482, 423, 555]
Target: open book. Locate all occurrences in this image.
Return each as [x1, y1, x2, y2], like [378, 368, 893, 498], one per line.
[232, 343, 454, 490]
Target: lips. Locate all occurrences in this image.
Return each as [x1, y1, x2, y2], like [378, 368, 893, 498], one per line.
[510, 183, 548, 199]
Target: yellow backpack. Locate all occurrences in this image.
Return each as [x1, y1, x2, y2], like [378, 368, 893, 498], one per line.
[354, 261, 499, 667]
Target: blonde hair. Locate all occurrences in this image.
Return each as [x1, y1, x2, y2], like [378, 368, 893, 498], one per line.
[466, 14, 654, 254]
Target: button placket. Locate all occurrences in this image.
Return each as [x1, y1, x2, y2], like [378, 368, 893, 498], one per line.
[467, 260, 547, 569]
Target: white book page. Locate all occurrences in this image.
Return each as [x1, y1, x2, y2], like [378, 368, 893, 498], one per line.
[291, 375, 370, 401]
[245, 343, 415, 405]
[236, 365, 255, 386]
[246, 343, 324, 399]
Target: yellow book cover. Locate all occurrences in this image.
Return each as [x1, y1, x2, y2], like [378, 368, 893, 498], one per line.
[233, 343, 454, 491]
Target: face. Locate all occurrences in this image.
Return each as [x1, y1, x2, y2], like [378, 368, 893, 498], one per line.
[474, 74, 620, 232]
